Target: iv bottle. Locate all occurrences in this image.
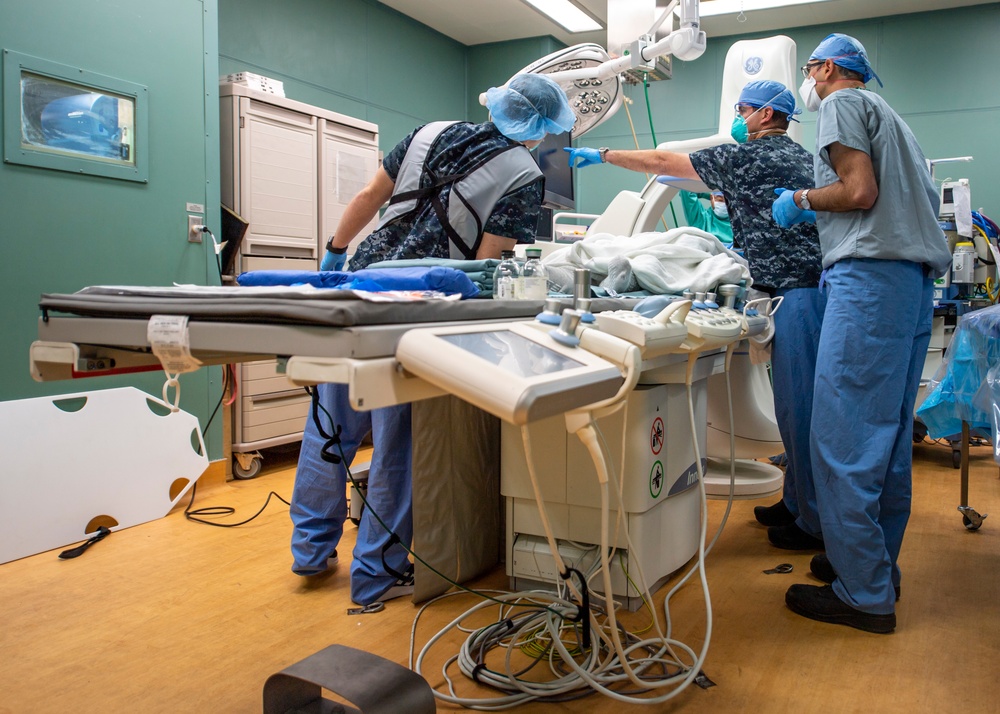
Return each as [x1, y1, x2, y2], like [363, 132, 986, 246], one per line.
[521, 247, 548, 300]
[493, 250, 521, 300]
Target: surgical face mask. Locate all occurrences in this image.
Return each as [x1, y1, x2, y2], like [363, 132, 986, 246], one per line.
[730, 115, 750, 144]
[799, 76, 822, 112]
[713, 202, 729, 219]
[730, 105, 765, 144]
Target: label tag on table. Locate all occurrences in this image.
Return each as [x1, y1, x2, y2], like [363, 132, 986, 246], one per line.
[147, 315, 202, 374]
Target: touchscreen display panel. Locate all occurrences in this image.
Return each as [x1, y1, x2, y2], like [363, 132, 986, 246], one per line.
[441, 330, 584, 378]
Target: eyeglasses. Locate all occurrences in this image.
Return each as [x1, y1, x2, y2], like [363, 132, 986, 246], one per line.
[800, 61, 824, 79]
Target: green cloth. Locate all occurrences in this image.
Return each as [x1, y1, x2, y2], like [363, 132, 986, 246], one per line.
[679, 190, 734, 247]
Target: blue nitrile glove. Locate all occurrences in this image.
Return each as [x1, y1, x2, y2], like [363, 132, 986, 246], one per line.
[564, 147, 603, 168]
[772, 188, 817, 228]
[320, 249, 347, 271]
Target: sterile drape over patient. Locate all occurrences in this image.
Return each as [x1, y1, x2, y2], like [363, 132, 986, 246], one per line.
[542, 227, 751, 295]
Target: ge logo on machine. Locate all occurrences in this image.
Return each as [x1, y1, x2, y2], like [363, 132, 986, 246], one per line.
[744, 56, 763, 75]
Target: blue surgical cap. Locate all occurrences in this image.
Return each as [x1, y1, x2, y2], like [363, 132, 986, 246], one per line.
[484, 73, 576, 143]
[810, 33, 883, 87]
[737, 80, 802, 121]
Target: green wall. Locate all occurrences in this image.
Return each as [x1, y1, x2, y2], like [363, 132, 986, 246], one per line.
[575, 5, 1000, 223]
[466, 37, 567, 122]
[219, 0, 469, 157]
[0, 1, 224, 456]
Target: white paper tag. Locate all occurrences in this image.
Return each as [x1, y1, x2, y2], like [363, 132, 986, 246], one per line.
[147, 315, 203, 374]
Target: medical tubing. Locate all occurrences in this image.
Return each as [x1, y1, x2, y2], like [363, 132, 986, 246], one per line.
[643, 77, 658, 147]
[419, 413, 708, 704]
[519, 424, 581, 599]
[705, 341, 740, 554]
[588, 431, 670, 691]
[640, 76, 679, 228]
[657, 355, 713, 666]
[623, 96, 672, 232]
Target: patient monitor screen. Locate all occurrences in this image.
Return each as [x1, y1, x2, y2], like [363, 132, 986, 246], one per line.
[441, 330, 584, 377]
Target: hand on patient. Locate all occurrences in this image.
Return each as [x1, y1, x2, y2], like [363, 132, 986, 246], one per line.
[564, 147, 603, 168]
[772, 188, 817, 228]
[320, 249, 347, 271]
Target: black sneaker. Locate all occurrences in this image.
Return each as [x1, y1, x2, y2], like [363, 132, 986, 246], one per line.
[768, 523, 825, 551]
[785, 584, 895, 634]
[810, 554, 901, 600]
[754, 500, 796, 527]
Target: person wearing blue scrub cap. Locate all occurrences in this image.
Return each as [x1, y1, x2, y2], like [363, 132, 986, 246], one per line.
[567, 81, 827, 558]
[300, 74, 573, 607]
[775, 33, 951, 635]
[812, 33, 883, 86]
[485, 73, 577, 142]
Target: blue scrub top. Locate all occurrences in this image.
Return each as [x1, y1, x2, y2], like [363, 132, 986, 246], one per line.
[814, 90, 952, 275]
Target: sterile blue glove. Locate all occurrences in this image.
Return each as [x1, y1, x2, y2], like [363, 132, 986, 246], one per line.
[772, 188, 817, 228]
[564, 147, 603, 168]
[320, 249, 347, 272]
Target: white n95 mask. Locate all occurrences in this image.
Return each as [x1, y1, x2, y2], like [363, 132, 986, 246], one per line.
[799, 76, 821, 112]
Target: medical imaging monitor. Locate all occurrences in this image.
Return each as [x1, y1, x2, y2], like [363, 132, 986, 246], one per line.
[395, 322, 623, 424]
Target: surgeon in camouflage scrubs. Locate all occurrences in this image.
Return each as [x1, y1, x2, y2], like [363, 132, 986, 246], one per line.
[291, 74, 576, 606]
[567, 80, 826, 552]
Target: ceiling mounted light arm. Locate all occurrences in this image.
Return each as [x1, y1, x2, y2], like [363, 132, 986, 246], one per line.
[478, 1, 704, 139]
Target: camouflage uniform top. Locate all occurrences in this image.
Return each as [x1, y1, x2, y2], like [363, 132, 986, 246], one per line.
[349, 122, 543, 272]
[689, 134, 823, 291]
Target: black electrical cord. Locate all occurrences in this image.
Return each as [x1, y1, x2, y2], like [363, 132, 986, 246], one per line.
[183, 363, 292, 527]
[201, 226, 224, 283]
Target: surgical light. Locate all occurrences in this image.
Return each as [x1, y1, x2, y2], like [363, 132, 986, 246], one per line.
[520, 0, 603, 33]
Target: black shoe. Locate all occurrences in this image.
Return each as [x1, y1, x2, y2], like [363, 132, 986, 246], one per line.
[768, 523, 825, 551]
[785, 584, 895, 634]
[754, 499, 795, 527]
[810, 554, 901, 600]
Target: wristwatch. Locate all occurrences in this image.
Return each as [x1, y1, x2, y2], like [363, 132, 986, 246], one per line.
[325, 236, 347, 254]
[798, 189, 812, 210]
[598, 147, 610, 163]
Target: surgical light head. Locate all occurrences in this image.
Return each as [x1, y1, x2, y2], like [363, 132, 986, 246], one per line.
[809, 33, 883, 88]
[484, 73, 576, 143]
[484, 44, 625, 140]
[736, 80, 802, 121]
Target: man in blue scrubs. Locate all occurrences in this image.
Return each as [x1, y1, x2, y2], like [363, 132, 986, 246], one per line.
[292, 74, 574, 607]
[773, 34, 951, 633]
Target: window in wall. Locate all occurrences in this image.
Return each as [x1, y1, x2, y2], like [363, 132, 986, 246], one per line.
[3, 50, 148, 182]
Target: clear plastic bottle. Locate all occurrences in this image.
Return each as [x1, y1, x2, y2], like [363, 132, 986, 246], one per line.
[493, 249, 521, 300]
[520, 247, 548, 300]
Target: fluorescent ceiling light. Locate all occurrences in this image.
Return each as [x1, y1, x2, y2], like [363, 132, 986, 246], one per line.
[700, 0, 835, 16]
[521, 0, 603, 33]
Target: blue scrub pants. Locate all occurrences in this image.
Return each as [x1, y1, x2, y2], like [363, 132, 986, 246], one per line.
[771, 286, 826, 538]
[811, 259, 934, 614]
[289, 382, 413, 605]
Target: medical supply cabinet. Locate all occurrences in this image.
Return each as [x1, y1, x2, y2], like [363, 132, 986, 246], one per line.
[219, 83, 379, 476]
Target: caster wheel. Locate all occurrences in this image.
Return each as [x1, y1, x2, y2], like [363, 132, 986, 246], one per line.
[233, 455, 262, 479]
[952, 449, 961, 469]
[962, 514, 982, 531]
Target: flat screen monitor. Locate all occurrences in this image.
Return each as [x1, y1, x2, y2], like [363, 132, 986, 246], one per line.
[395, 322, 623, 424]
[534, 130, 574, 210]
